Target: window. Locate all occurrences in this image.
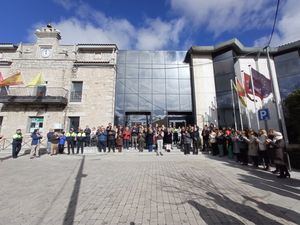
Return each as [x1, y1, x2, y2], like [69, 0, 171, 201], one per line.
[28, 117, 44, 133]
[68, 117, 80, 132]
[70, 81, 83, 102]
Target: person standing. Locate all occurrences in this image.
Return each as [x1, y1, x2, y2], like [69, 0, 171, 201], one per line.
[76, 129, 86, 154]
[201, 125, 210, 151]
[173, 127, 179, 145]
[258, 129, 270, 170]
[58, 131, 66, 154]
[116, 131, 123, 152]
[216, 130, 225, 157]
[193, 126, 201, 155]
[131, 125, 139, 150]
[107, 127, 116, 153]
[137, 132, 145, 152]
[245, 131, 259, 167]
[238, 130, 249, 165]
[97, 127, 107, 153]
[123, 127, 131, 151]
[30, 129, 42, 159]
[183, 129, 192, 155]
[209, 129, 218, 155]
[231, 130, 241, 162]
[146, 127, 154, 152]
[50, 132, 59, 156]
[267, 130, 290, 178]
[156, 127, 164, 156]
[164, 128, 172, 153]
[12, 129, 23, 159]
[46, 129, 54, 154]
[84, 125, 91, 147]
[66, 128, 76, 154]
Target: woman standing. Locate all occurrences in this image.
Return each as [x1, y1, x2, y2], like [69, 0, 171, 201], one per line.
[146, 127, 154, 152]
[164, 128, 173, 152]
[245, 130, 259, 167]
[238, 130, 249, 165]
[193, 126, 201, 155]
[209, 128, 218, 156]
[267, 130, 290, 178]
[116, 131, 123, 152]
[258, 129, 270, 170]
[123, 127, 131, 151]
[231, 130, 241, 162]
[216, 130, 225, 157]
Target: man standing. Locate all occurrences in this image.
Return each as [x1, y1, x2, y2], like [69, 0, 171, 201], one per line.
[131, 125, 139, 150]
[30, 129, 42, 159]
[107, 126, 116, 153]
[66, 128, 76, 154]
[12, 129, 23, 159]
[84, 125, 91, 147]
[46, 129, 54, 154]
[97, 127, 107, 153]
[76, 128, 86, 154]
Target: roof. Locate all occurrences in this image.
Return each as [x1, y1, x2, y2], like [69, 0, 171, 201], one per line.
[77, 44, 118, 50]
[186, 38, 300, 61]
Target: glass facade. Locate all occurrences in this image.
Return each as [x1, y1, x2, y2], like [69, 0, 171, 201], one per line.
[115, 50, 194, 126]
[213, 50, 241, 128]
[274, 50, 300, 143]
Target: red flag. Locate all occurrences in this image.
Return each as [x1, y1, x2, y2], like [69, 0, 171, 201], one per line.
[244, 72, 252, 94]
[0, 72, 4, 82]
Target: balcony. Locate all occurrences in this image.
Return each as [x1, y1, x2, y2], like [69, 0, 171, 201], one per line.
[0, 87, 68, 106]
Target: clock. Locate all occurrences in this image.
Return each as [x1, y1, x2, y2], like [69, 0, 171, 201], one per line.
[41, 48, 51, 58]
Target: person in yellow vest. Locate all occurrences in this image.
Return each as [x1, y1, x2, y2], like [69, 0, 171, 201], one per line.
[66, 128, 76, 154]
[12, 129, 23, 158]
[76, 128, 86, 154]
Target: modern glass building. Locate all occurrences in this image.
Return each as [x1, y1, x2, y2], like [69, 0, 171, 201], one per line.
[115, 50, 194, 127]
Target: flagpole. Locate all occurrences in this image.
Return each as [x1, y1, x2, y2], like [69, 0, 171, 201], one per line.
[235, 77, 244, 131]
[230, 79, 238, 131]
[248, 65, 260, 130]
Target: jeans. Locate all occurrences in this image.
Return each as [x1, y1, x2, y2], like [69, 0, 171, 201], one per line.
[108, 139, 115, 152]
[148, 144, 153, 152]
[124, 139, 130, 150]
[98, 141, 106, 152]
[131, 135, 138, 149]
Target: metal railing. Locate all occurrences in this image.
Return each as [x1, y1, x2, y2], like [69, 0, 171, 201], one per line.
[1, 87, 69, 98]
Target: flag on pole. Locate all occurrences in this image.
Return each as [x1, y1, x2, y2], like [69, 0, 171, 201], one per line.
[244, 69, 272, 100]
[0, 72, 23, 87]
[233, 80, 247, 108]
[26, 73, 44, 87]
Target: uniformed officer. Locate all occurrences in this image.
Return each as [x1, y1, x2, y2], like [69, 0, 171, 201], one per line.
[66, 128, 76, 154]
[76, 128, 86, 154]
[12, 129, 23, 158]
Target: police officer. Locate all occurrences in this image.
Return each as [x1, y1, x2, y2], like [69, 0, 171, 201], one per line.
[12, 129, 23, 158]
[76, 128, 86, 154]
[66, 128, 76, 154]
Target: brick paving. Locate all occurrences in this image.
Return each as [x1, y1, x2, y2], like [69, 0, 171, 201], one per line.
[0, 150, 299, 225]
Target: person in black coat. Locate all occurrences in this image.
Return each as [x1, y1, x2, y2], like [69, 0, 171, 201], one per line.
[163, 128, 173, 152]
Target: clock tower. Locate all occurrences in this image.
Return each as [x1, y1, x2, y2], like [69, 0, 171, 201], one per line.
[35, 24, 61, 58]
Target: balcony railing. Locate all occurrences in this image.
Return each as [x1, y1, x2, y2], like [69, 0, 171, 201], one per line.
[0, 87, 68, 106]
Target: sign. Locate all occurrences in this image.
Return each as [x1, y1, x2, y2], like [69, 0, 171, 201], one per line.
[258, 108, 270, 121]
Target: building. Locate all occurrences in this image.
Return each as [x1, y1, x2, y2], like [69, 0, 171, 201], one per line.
[0, 25, 117, 139]
[0, 25, 299, 143]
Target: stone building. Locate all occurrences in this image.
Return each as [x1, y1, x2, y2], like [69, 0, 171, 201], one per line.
[0, 25, 117, 140]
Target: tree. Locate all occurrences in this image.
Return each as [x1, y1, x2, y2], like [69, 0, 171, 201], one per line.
[284, 89, 300, 144]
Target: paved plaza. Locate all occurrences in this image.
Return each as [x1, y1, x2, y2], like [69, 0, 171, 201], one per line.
[0, 150, 300, 225]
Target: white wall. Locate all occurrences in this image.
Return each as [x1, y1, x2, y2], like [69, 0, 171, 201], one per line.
[191, 55, 218, 128]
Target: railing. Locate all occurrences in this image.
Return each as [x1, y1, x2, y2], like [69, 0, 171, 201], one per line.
[0, 137, 47, 151]
[2, 87, 69, 98]
[0, 87, 69, 105]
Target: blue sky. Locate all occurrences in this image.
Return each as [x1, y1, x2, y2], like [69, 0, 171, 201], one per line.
[1, 0, 300, 50]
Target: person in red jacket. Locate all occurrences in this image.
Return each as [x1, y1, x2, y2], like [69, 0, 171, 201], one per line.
[123, 126, 131, 150]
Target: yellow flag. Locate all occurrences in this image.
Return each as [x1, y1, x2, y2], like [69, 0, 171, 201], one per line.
[26, 73, 44, 87]
[233, 82, 247, 108]
[0, 72, 23, 87]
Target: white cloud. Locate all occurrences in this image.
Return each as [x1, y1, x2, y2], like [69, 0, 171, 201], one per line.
[169, 0, 274, 37]
[28, 1, 185, 50]
[254, 0, 300, 47]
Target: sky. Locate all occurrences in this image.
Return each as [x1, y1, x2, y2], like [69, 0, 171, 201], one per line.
[1, 0, 300, 50]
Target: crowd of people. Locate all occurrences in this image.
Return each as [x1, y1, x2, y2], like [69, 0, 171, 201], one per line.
[11, 122, 290, 178]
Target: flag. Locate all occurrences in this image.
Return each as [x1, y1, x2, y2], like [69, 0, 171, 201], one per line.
[0, 72, 4, 82]
[244, 69, 272, 100]
[251, 68, 272, 99]
[233, 80, 247, 108]
[0, 72, 23, 87]
[26, 73, 44, 87]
